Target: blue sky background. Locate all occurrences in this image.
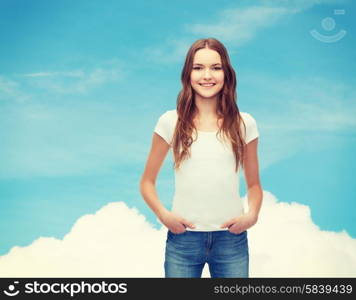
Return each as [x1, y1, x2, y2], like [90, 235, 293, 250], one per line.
[0, 0, 355, 256]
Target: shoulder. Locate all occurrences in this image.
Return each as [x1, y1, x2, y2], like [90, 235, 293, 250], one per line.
[158, 109, 178, 121]
[240, 112, 257, 124]
[154, 109, 177, 146]
[239, 111, 259, 144]
[167, 109, 178, 119]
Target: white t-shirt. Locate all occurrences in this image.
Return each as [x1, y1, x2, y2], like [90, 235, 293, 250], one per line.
[154, 109, 259, 231]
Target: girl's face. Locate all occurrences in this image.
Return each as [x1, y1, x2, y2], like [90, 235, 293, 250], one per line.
[190, 48, 224, 100]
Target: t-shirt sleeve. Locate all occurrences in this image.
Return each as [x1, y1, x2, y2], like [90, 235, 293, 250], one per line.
[243, 113, 259, 144]
[154, 111, 173, 146]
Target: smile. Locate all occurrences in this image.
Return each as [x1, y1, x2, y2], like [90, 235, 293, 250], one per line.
[199, 83, 216, 87]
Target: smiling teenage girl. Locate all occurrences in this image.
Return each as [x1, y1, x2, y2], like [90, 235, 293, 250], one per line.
[140, 38, 263, 278]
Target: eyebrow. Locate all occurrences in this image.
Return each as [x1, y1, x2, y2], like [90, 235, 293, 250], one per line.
[193, 63, 222, 66]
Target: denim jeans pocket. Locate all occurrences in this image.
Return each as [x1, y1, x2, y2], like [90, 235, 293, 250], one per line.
[168, 229, 186, 236]
[167, 230, 187, 242]
[227, 230, 247, 237]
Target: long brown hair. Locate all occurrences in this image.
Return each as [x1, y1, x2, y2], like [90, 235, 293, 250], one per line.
[172, 37, 247, 172]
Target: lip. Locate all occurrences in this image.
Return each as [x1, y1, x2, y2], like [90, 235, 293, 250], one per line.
[199, 83, 216, 87]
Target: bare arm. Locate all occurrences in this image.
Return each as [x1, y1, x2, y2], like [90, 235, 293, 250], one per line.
[139, 133, 195, 233]
[243, 137, 263, 220]
[220, 137, 263, 233]
[139, 133, 170, 219]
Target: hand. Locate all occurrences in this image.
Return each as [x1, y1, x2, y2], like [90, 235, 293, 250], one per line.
[159, 210, 195, 234]
[220, 212, 258, 234]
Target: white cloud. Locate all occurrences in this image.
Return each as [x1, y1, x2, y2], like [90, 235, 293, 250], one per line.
[21, 59, 124, 94]
[248, 75, 356, 132]
[242, 72, 356, 170]
[142, 37, 193, 64]
[0, 202, 166, 277]
[188, 6, 293, 46]
[0, 191, 355, 277]
[249, 191, 356, 277]
[0, 76, 31, 103]
[188, 0, 346, 46]
[23, 71, 85, 78]
[143, 0, 346, 62]
[0, 101, 148, 179]
[262, 0, 350, 11]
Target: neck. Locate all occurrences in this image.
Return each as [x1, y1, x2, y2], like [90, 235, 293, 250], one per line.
[193, 94, 218, 119]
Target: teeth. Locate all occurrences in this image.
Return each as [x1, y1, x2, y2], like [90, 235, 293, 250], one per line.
[200, 84, 215, 86]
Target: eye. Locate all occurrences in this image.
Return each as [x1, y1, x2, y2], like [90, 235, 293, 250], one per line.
[213, 67, 222, 70]
[193, 67, 202, 70]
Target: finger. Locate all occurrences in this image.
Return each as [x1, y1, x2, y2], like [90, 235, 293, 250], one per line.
[230, 223, 245, 234]
[220, 219, 235, 228]
[181, 219, 195, 229]
[171, 224, 185, 233]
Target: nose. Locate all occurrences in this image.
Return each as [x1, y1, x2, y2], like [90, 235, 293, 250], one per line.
[203, 68, 212, 80]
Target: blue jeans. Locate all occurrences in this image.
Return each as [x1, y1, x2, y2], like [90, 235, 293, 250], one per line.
[164, 229, 249, 278]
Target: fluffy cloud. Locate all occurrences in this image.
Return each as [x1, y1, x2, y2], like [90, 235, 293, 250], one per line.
[21, 59, 124, 95]
[249, 191, 356, 277]
[188, 6, 292, 46]
[0, 100, 148, 179]
[0, 191, 355, 277]
[143, 0, 344, 62]
[0, 201, 166, 277]
[188, 0, 345, 46]
[0, 76, 31, 103]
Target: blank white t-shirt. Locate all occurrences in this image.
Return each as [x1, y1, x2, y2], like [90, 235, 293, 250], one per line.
[154, 109, 259, 231]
